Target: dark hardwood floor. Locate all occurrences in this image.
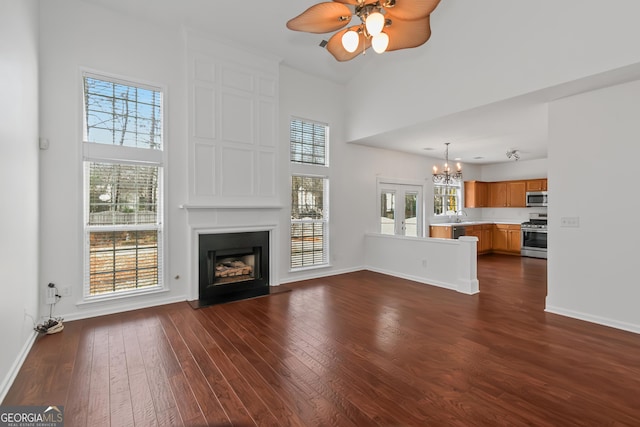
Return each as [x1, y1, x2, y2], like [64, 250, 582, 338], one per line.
[4, 254, 640, 426]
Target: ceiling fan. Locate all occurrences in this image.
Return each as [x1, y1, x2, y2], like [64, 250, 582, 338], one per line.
[286, 0, 441, 61]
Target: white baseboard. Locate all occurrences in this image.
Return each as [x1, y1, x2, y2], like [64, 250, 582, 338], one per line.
[0, 330, 37, 403]
[364, 266, 457, 292]
[61, 294, 188, 322]
[545, 305, 640, 335]
[279, 266, 364, 285]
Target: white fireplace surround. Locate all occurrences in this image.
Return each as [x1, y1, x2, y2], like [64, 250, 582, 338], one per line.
[189, 224, 279, 301]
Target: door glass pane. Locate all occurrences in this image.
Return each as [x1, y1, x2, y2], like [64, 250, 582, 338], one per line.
[404, 192, 418, 237]
[380, 191, 395, 235]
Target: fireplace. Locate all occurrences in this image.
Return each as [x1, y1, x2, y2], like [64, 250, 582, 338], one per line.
[197, 231, 270, 305]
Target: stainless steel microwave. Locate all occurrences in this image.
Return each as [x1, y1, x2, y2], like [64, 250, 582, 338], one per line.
[526, 191, 548, 207]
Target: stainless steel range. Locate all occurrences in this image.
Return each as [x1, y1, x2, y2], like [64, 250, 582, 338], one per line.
[521, 213, 547, 259]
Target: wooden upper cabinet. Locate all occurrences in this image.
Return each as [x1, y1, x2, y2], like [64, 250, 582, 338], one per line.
[526, 179, 547, 191]
[464, 181, 488, 208]
[467, 178, 546, 208]
[489, 182, 507, 207]
[506, 181, 527, 207]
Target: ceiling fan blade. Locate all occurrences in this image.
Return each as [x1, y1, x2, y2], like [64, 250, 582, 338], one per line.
[385, 0, 441, 20]
[326, 27, 371, 61]
[287, 2, 353, 34]
[384, 15, 432, 51]
[333, 0, 377, 4]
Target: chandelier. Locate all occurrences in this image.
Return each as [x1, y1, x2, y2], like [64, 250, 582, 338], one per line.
[432, 143, 462, 184]
[286, 0, 441, 62]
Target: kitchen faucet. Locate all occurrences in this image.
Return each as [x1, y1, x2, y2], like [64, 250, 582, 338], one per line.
[455, 210, 468, 223]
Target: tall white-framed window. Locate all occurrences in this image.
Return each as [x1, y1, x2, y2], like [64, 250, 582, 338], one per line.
[434, 183, 461, 216]
[82, 71, 164, 299]
[290, 117, 329, 270]
[291, 175, 329, 268]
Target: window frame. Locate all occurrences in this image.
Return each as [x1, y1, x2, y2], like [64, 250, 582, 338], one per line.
[290, 117, 330, 167]
[377, 180, 424, 237]
[81, 69, 167, 301]
[290, 174, 329, 270]
[289, 116, 330, 271]
[433, 182, 462, 217]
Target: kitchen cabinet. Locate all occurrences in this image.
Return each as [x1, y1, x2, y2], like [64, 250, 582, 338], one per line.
[464, 181, 488, 208]
[472, 179, 544, 208]
[526, 179, 547, 192]
[489, 182, 507, 207]
[507, 181, 527, 207]
[464, 225, 480, 245]
[481, 225, 493, 253]
[492, 224, 521, 254]
[429, 226, 452, 239]
[493, 226, 508, 251]
[508, 227, 521, 253]
[465, 225, 491, 254]
[489, 181, 526, 207]
[430, 223, 520, 256]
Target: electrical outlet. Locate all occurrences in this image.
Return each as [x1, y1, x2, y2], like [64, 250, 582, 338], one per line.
[61, 287, 72, 297]
[560, 217, 580, 228]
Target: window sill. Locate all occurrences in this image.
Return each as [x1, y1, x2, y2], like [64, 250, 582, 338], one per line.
[289, 263, 332, 274]
[76, 286, 168, 306]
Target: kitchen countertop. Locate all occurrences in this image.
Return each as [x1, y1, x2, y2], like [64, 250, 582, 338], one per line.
[430, 220, 522, 227]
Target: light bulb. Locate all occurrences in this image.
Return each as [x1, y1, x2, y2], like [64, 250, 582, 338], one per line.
[342, 30, 359, 53]
[365, 12, 384, 37]
[371, 32, 389, 54]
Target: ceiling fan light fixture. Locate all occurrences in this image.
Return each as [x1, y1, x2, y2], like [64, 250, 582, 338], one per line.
[371, 32, 389, 53]
[365, 11, 385, 37]
[342, 30, 359, 53]
[287, 0, 442, 61]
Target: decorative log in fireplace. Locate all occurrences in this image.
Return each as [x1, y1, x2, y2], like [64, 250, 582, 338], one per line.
[215, 259, 253, 281]
[197, 231, 269, 306]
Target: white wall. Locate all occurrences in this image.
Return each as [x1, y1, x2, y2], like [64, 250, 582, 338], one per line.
[38, 0, 190, 320]
[279, 65, 446, 283]
[547, 79, 640, 333]
[0, 0, 39, 400]
[480, 158, 547, 182]
[345, 0, 640, 142]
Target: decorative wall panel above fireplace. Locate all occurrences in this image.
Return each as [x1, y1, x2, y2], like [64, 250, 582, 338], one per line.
[187, 33, 280, 207]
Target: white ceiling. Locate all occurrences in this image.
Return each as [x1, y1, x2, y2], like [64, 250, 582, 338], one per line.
[80, 0, 640, 165]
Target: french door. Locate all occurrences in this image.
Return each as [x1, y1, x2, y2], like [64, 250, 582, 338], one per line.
[379, 183, 423, 237]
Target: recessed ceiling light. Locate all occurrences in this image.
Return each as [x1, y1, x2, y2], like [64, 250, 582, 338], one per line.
[423, 147, 435, 151]
[473, 156, 484, 160]
[454, 157, 462, 161]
